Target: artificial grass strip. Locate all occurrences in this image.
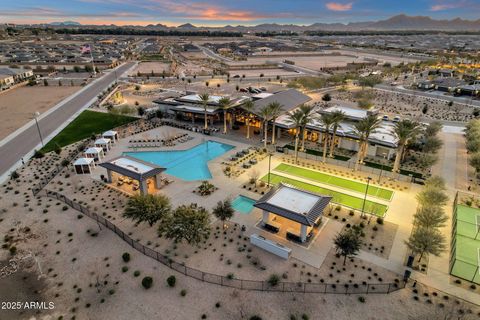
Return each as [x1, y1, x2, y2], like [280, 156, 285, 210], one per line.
[274, 163, 393, 201]
[261, 173, 387, 217]
[42, 110, 137, 153]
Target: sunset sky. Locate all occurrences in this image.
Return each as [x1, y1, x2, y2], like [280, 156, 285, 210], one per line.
[0, 0, 478, 26]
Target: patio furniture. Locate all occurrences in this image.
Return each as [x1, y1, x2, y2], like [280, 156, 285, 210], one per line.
[264, 221, 280, 233]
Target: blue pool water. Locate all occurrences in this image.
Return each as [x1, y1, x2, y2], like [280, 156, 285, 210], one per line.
[232, 195, 256, 214]
[124, 141, 234, 181]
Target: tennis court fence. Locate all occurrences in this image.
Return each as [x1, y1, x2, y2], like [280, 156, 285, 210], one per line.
[450, 191, 480, 284]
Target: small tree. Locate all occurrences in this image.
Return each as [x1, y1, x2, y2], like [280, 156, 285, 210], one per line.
[416, 187, 448, 208]
[10, 170, 19, 180]
[123, 194, 171, 227]
[405, 226, 446, 262]
[158, 204, 210, 245]
[469, 152, 480, 177]
[213, 199, 235, 230]
[415, 206, 448, 229]
[322, 93, 331, 102]
[334, 229, 362, 265]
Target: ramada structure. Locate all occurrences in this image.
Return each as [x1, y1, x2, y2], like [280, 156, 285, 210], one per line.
[254, 183, 332, 243]
[99, 155, 165, 195]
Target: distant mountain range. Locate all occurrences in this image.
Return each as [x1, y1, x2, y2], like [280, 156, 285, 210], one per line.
[48, 21, 82, 26]
[44, 15, 480, 31]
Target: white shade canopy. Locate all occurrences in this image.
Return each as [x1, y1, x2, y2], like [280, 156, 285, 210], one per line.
[95, 138, 111, 145]
[74, 157, 95, 166]
[85, 147, 103, 154]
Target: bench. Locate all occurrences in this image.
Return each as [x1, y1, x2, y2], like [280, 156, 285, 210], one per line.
[264, 221, 280, 233]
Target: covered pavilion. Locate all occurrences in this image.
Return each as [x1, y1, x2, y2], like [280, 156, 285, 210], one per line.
[254, 183, 332, 243]
[99, 155, 166, 195]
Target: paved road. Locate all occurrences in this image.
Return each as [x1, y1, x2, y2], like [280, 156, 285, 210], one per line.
[0, 62, 135, 178]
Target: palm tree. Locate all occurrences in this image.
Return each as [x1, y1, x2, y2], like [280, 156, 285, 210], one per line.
[199, 93, 210, 129]
[328, 110, 346, 158]
[298, 104, 315, 151]
[242, 99, 255, 139]
[318, 113, 335, 163]
[218, 97, 232, 134]
[391, 119, 422, 172]
[268, 101, 282, 145]
[259, 105, 272, 148]
[286, 109, 304, 164]
[353, 114, 382, 170]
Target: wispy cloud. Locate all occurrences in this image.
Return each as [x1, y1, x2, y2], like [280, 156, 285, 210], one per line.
[326, 2, 353, 11]
[429, 0, 473, 11]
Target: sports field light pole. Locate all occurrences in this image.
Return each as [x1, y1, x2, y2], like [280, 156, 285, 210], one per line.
[33, 111, 44, 146]
[361, 177, 372, 219]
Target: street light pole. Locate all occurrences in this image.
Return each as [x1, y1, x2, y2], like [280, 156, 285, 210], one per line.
[361, 177, 372, 219]
[378, 153, 387, 183]
[33, 112, 44, 146]
[267, 152, 273, 186]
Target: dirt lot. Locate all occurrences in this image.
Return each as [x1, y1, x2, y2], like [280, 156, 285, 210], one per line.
[130, 62, 171, 75]
[229, 68, 300, 78]
[0, 144, 479, 320]
[227, 51, 418, 70]
[0, 85, 81, 140]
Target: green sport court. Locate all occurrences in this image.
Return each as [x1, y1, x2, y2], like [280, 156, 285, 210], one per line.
[274, 163, 394, 201]
[261, 173, 388, 217]
[450, 205, 480, 284]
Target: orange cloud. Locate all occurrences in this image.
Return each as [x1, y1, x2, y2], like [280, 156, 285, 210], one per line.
[160, 1, 269, 21]
[326, 2, 353, 11]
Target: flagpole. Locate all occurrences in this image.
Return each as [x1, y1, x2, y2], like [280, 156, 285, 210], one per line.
[89, 45, 96, 76]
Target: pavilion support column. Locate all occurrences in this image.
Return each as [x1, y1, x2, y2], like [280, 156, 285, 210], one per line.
[106, 169, 112, 182]
[277, 127, 281, 141]
[154, 174, 162, 189]
[261, 210, 270, 226]
[300, 224, 308, 243]
[139, 180, 148, 195]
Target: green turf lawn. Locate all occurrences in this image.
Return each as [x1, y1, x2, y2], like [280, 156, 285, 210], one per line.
[42, 110, 137, 153]
[261, 173, 388, 217]
[450, 205, 480, 284]
[275, 163, 394, 201]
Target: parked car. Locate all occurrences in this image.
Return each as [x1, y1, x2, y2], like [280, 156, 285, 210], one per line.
[382, 115, 389, 121]
[239, 88, 248, 92]
[393, 116, 401, 122]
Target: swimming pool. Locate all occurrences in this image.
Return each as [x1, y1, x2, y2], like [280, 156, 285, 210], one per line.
[232, 195, 256, 214]
[124, 140, 234, 181]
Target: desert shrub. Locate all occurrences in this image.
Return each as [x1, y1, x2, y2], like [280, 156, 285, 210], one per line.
[142, 276, 153, 289]
[180, 289, 187, 296]
[122, 252, 131, 263]
[358, 296, 366, 303]
[167, 275, 176, 287]
[267, 274, 280, 287]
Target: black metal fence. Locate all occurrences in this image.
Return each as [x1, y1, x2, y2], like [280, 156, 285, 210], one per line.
[31, 140, 90, 196]
[40, 189, 405, 295]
